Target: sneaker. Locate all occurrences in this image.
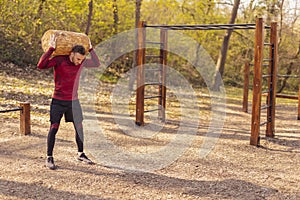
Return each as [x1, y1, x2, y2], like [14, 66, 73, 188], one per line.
[77, 153, 94, 164]
[46, 156, 57, 170]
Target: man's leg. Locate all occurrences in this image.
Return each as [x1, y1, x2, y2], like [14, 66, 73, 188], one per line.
[46, 123, 60, 170]
[47, 122, 60, 157]
[46, 99, 65, 170]
[73, 121, 84, 153]
[73, 121, 93, 164]
[65, 100, 84, 153]
[64, 100, 93, 164]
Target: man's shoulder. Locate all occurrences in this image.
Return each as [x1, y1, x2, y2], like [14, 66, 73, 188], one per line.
[53, 55, 69, 60]
[53, 55, 69, 65]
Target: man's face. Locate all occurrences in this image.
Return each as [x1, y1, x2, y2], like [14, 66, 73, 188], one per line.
[70, 52, 86, 65]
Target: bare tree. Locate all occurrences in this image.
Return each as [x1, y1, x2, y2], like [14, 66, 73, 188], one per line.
[113, 0, 119, 34]
[129, 0, 142, 91]
[135, 0, 142, 28]
[212, 0, 240, 91]
[33, 0, 46, 40]
[85, 0, 93, 35]
[275, 0, 300, 93]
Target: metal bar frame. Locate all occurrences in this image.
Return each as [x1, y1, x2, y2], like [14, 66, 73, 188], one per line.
[145, 23, 270, 31]
[138, 19, 279, 143]
[266, 22, 278, 138]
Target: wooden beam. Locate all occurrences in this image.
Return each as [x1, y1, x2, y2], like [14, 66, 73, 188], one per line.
[135, 21, 146, 126]
[159, 28, 168, 122]
[298, 78, 300, 120]
[276, 94, 298, 99]
[250, 18, 264, 146]
[20, 102, 31, 135]
[242, 61, 250, 112]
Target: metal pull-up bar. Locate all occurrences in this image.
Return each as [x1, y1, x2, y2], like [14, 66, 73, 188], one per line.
[136, 21, 168, 126]
[145, 23, 270, 31]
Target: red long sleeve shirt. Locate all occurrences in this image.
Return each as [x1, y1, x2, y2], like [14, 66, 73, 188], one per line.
[37, 47, 100, 100]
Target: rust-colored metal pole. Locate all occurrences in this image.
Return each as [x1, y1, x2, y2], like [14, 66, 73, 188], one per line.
[266, 22, 278, 137]
[250, 18, 264, 146]
[159, 28, 168, 122]
[243, 61, 250, 113]
[298, 82, 300, 120]
[135, 21, 146, 126]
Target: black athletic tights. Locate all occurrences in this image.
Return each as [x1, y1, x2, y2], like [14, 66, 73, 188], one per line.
[47, 122, 84, 157]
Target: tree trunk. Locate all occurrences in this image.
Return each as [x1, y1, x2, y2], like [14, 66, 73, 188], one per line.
[212, 0, 240, 91]
[277, 62, 293, 93]
[85, 0, 93, 35]
[113, 0, 119, 35]
[32, 0, 46, 42]
[129, 0, 142, 91]
[110, 0, 119, 58]
[135, 0, 142, 28]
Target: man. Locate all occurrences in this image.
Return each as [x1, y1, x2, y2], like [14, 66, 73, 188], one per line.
[37, 35, 100, 170]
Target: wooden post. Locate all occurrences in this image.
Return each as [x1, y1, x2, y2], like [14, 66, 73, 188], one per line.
[250, 18, 264, 146]
[20, 102, 31, 135]
[266, 22, 278, 137]
[159, 28, 168, 122]
[136, 21, 146, 126]
[243, 61, 250, 112]
[298, 78, 300, 120]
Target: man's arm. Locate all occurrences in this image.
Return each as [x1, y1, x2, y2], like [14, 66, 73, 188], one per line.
[82, 48, 101, 68]
[37, 47, 57, 69]
[38, 34, 57, 69]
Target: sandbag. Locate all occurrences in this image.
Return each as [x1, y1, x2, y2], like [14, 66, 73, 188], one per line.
[41, 30, 90, 56]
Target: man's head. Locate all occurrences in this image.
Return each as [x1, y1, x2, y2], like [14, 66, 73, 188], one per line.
[69, 45, 86, 65]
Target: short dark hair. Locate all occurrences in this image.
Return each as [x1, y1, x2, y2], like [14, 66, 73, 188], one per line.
[71, 45, 86, 55]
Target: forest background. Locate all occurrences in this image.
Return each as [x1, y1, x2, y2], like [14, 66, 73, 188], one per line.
[0, 0, 299, 92]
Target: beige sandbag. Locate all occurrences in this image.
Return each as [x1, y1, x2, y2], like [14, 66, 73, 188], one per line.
[41, 30, 90, 56]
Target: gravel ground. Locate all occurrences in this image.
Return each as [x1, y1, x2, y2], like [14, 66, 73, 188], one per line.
[0, 63, 299, 200]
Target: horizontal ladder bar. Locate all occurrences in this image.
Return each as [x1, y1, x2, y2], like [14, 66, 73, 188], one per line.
[144, 108, 161, 113]
[146, 41, 163, 45]
[262, 74, 271, 78]
[144, 95, 161, 99]
[145, 68, 162, 72]
[260, 121, 269, 126]
[261, 105, 271, 110]
[145, 55, 162, 59]
[144, 82, 161, 86]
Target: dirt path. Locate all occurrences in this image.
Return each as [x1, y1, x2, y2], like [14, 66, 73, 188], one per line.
[0, 63, 299, 200]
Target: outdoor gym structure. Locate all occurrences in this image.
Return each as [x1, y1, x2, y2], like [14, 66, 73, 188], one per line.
[0, 102, 31, 135]
[135, 18, 281, 146]
[243, 59, 300, 120]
